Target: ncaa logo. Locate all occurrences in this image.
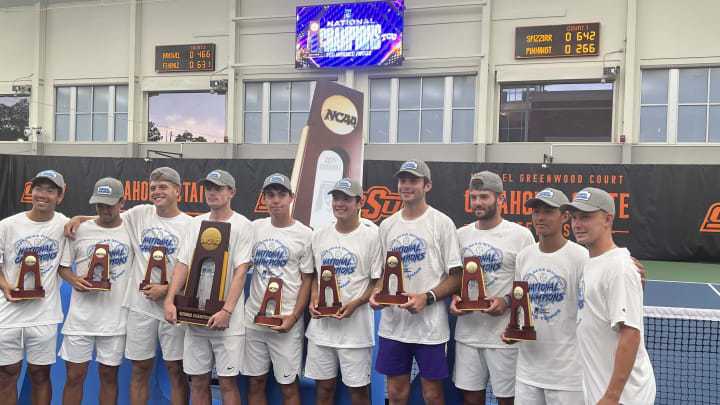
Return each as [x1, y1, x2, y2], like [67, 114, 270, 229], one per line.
[270, 175, 286, 183]
[536, 189, 554, 199]
[401, 161, 418, 171]
[40, 171, 57, 178]
[97, 186, 112, 195]
[321, 95, 358, 135]
[700, 203, 720, 232]
[337, 180, 351, 189]
[207, 171, 221, 180]
[575, 190, 591, 201]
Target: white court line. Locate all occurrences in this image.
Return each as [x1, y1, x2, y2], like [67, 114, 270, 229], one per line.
[708, 283, 720, 298]
[647, 279, 715, 285]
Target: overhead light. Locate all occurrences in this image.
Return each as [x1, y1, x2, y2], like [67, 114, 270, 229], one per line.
[12, 84, 31, 97]
[209, 79, 228, 94]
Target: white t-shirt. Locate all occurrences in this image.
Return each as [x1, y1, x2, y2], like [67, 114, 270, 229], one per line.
[305, 222, 383, 348]
[121, 204, 193, 322]
[59, 220, 133, 336]
[514, 240, 588, 391]
[0, 211, 68, 328]
[177, 212, 253, 337]
[576, 247, 656, 405]
[455, 220, 535, 348]
[376, 207, 462, 345]
[244, 218, 313, 333]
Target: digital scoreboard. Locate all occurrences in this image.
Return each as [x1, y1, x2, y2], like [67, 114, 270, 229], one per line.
[155, 43, 215, 72]
[515, 23, 600, 59]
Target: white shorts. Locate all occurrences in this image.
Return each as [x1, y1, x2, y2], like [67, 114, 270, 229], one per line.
[0, 325, 57, 366]
[59, 334, 126, 366]
[244, 327, 303, 384]
[452, 342, 518, 397]
[183, 332, 244, 377]
[304, 341, 372, 388]
[124, 311, 185, 361]
[514, 380, 584, 405]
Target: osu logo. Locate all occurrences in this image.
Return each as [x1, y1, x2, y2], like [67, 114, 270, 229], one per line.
[254, 193, 269, 214]
[21, 182, 68, 203]
[700, 203, 720, 232]
[362, 186, 402, 223]
[321, 95, 358, 135]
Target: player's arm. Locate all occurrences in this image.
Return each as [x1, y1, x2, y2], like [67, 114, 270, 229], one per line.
[272, 271, 313, 333]
[163, 260, 189, 324]
[598, 323, 641, 405]
[0, 266, 20, 302]
[207, 262, 250, 330]
[63, 215, 97, 240]
[58, 265, 92, 292]
[401, 265, 462, 314]
[308, 269, 321, 318]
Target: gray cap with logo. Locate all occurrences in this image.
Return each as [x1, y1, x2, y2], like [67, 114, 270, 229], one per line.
[262, 173, 292, 193]
[328, 178, 363, 198]
[469, 171, 503, 193]
[31, 169, 65, 190]
[89, 177, 124, 205]
[525, 188, 569, 208]
[150, 167, 181, 186]
[200, 169, 235, 189]
[560, 187, 616, 215]
[394, 159, 431, 181]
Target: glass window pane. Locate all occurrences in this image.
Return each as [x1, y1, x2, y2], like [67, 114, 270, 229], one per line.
[56, 87, 71, 113]
[679, 68, 708, 104]
[370, 79, 391, 109]
[420, 110, 443, 142]
[55, 114, 69, 141]
[269, 112, 289, 143]
[709, 106, 720, 142]
[77, 87, 91, 113]
[270, 82, 290, 111]
[397, 110, 419, 142]
[677, 105, 707, 142]
[452, 109, 474, 142]
[93, 113, 108, 141]
[148, 92, 226, 143]
[710, 68, 720, 103]
[641, 70, 668, 104]
[115, 86, 128, 113]
[244, 112, 262, 143]
[93, 86, 109, 113]
[76, 114, 91, 141]
[245, 82, 263, 111]
[421, 77, 444, 108]
[399, 78, 421, 109]
[639, 106, 667, 142]
[290, 112, 308, 143]
[369, 111, 389, 143]
[453, 76, 475, 108]
[291, 81, 311, 111]
[115, 113, 128, 141]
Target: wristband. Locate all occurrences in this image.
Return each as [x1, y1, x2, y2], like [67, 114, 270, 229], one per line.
[221, 308, 233, 315]
[502, 295, 510, 308]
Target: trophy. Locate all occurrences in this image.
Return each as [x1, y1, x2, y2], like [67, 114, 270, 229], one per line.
[254, 277, 283, 326]
[174, 221, 231, 326]
[504, 281, 537, 341]
[375, 251, 409, 305]
[139, 246, 168, 291]
[316, 265, 342, 316]
[11, 251, 45, 299]
[456, 257, 489, 311]
[85, 244, 111, 290]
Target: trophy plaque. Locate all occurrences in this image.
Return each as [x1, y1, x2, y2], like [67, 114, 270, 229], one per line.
[139, 246, 168, 291]
[504, 281, 537, 341]
[174, 221, 231, 326]
[375, 251, 409, 305]
[254, 277, 283, 326]
[85, 244, 111, 290]
[456, 257, 490, 311]
[316, 265, 342, 316]
[11, 251, 45, 299]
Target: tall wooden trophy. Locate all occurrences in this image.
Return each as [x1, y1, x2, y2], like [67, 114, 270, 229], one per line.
[375, 251, 409, 305]
[174, 221, 231, 326]
[85, 244, 111, 290]
[504, 281, 537, 341]
[254, 278, 284, 326]
[11, 251, 44, 299]
[139, 246, 168, 291]
[456, 256, 489, 311]
[316, 265, 342, 316]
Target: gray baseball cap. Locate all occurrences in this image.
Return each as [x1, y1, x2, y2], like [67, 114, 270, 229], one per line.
[89, 177, 124, 205]
[469, 171, 503, 193]
[200, 169, 235, 189]
[31, 169, 65, 190]
[262, 173, 292, 192]
[525, 188, 569, 209]
[560, 187, 616, 215]
[149, 167, 181, 186]
[394, 159, 431, 181]
[328, 178, 363, 198]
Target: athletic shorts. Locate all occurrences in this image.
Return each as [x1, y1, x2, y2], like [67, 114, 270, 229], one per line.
[304, 341, 372, 387]
[514, 380, 584, 405]
[0, 325, 57, 366]
[183, 332, 244, 377]
[243, 326, 303, 385]
[59, 334, 126, 366]
[375, 336, 448, 380]
[124, 311, 185, 361]
[452, 342, 518, 397]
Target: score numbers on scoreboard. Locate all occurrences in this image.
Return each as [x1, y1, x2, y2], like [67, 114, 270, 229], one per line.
[515, 23, 600, 59]
[155, 43, 215, 73]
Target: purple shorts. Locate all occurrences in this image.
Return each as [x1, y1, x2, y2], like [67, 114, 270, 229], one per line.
[375, 337, 449, 380]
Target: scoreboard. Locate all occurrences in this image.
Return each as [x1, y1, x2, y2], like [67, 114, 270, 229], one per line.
[155, 43, 215, 72]
[515, 23, 600, 59]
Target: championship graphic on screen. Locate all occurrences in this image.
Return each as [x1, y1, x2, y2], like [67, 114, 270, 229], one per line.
[295, 0, 404, 69]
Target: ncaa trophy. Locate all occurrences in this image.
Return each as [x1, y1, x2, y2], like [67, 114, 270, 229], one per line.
[316, 265, 342, 316]
[11, 251, 45, 299]
[85, 244, 111, 290]
[254, 277, 284, 327]
[456, 256, 490, 311]
[504, 281, 537, 341]
[139, 246, 168, 291]
[375, 251, 409, 305]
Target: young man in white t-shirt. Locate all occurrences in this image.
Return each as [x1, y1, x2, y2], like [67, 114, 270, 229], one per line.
[306, 178, 382, 405]
[164, 169, 253, 405]
[0, 170, 69, 405]
[449, 171, 535, 405]
[562, 188, 655, 405]
[58, 177, 133, 405]
[65, 166, 191, 405]
[244, 173, 313, 405]
[369, 159, 463, 405]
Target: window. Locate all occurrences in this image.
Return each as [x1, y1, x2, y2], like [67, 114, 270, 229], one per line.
[147, 92, 226, 142]
[369, 75, 476, 143]
[499, 82, 613, 142]
[243, 81, 314, 144]
[0, 96, 29, 141]
[640, 68, 720, 143]
[54, 85, 128, 142]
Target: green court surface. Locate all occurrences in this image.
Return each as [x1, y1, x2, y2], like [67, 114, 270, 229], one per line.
[642, 260, 720, 283]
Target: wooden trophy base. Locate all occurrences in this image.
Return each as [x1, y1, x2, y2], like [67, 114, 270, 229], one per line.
[457, 299, 490, 311]
[176, 300, 224, 326]
[139, 281, 168, 291]
[88, 281, 111, 291]
[254, 314, 282, 327]
[504, 327, 537, 342]
[316, 304, 342, 316]
[375, 293, 408, 306]
[10, 288, 45, 300]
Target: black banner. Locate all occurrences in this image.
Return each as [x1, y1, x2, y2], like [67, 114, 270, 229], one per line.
[1, 155, 718, 262]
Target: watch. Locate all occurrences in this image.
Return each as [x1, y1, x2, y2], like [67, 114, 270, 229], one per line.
[425, 291, 436, 305]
